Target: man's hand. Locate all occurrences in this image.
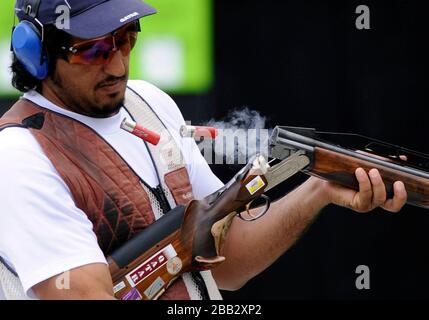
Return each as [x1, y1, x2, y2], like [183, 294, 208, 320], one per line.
[322, 168, 407, 213]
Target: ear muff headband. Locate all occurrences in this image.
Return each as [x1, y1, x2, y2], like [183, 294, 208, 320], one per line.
[11, 0, 48, 80]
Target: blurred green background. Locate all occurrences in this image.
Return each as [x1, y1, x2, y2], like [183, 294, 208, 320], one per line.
[0, 0, 213, 97]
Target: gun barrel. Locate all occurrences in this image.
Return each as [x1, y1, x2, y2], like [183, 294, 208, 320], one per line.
[269, 126, 314, 159]
[270, 126, 429, 180]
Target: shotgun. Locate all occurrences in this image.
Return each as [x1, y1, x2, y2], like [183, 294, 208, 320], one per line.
[109, 126, 429, 300]
[108, 152, 310, 300]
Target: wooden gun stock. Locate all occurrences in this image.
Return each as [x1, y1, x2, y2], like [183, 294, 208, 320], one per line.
[310, 147, 429, 208]
[108, 206, 187, 300]
[108, 156, 269, 300]
[270, 126, 429, 209]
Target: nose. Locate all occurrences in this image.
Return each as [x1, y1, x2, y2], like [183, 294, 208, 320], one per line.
[103, 49, 126, 77]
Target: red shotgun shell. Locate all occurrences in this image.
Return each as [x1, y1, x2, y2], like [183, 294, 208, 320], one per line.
[121, 118, 161, 146]
[180, 125, 218, 140]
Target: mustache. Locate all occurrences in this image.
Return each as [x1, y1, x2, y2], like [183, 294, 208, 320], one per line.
[96, 76, 127, 89]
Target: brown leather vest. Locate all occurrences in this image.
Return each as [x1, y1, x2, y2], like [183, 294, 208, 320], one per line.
[0, 98, 194, 299]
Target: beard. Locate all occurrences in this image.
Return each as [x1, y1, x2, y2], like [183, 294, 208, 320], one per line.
[84, 94, 124, 118]
[50, 71, 126, 118]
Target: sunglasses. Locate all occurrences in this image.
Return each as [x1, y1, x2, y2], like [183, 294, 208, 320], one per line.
[61, 22, 140, 65]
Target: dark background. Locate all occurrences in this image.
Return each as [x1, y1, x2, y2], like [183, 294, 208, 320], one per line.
[193, 0, 429, 300]
[2, 0, 429, 299]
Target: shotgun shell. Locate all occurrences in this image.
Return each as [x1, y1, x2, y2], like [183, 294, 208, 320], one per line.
[121, 118, 161, 146]
[180, 125, 218, 140]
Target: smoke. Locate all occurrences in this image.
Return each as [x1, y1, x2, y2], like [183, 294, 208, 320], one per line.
[206, 107, 268, 131]
[201, 107, 271, 165]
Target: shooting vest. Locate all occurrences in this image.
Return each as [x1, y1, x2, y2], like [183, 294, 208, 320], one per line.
[0, 87, 221, 300]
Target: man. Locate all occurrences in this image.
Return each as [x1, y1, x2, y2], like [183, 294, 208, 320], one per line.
[0, 0, 407, 300]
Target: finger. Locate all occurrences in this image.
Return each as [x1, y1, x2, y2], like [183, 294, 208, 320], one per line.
[352, 168, 373, 211]
[382, 181, 407, 212]
[328, 182, 357, 208]
[368, 169, 387, 207]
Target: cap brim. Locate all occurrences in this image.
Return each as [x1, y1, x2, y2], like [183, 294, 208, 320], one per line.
[66, 0, 157, 39]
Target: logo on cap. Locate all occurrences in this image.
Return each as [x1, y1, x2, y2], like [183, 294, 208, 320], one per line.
[120, 12, 139, 23]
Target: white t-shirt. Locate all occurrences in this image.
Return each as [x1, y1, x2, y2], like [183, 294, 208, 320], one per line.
[0, 80, 224, 299]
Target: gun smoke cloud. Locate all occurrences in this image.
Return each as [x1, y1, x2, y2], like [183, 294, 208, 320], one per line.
[200, 107, 271, 165]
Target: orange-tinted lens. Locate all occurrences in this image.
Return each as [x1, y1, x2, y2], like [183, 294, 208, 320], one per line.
[68, 28, 138, 65]
[116, 31, 138, 58]
[68, 37, 114, 65]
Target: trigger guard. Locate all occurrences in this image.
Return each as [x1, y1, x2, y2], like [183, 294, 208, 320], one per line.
[238, 194, 271, 221]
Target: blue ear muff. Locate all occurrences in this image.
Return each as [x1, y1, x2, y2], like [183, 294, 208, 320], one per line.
[12, 20, 48, 80]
